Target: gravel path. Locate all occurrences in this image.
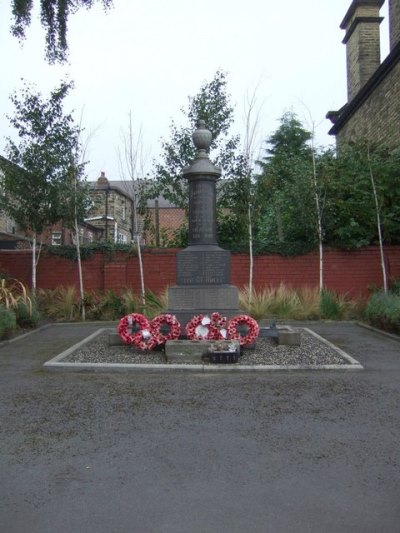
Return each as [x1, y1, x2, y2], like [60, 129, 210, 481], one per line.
[64, 328, 350, 366]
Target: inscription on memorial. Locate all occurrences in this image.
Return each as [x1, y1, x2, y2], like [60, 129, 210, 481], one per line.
[177, 250, 230, 285]
[189, 181, 216, 244]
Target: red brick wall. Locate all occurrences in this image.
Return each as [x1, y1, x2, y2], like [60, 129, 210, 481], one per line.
[0, 246, 399, 297]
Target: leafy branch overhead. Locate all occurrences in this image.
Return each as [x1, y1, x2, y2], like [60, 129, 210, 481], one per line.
[147, 70, 243, 210]
[10, 0, 113, 63]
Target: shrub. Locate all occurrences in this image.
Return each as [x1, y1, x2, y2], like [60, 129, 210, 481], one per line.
[0, 277, 38, 328]
[390, 279, 400, 296]
[16, 300, 41, 328]
[319, 290, 344, 320]
[37, 287, 80, 321]
[365, 291, 400, 334]
[239, 284, 365, 321]
[0, 303, 16, 339]
[94, 290, 125, 320]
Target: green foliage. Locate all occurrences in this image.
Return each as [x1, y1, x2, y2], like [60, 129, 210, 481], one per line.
[91, 290, 124, 321]
[16, 300, 41, 328]
[365, 291, 400, 334]
[0, 304, 17, 339]
[323, 142, 400, 249]
[37, 287, 166, 321]
[390, 279, 400, 296]
[239, 284, 365, 321]
[255, 112, 319, 255]
[10, 0, 113, 63]
[1, 80, 90, 237]
[239, 284, 320, 320]
[166, 224, 189, 248]
[0, 277, 36, 324]
[38, 287, 81, 321]
[144, 70, 243, 216]
[45, 241, 135, 261]
[319, 290, 344, 320]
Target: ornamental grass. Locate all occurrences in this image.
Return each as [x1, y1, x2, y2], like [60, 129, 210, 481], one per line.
[0, 277, 40, 329]
[239, 284, 365, 321]
[37, 287, 166, 322]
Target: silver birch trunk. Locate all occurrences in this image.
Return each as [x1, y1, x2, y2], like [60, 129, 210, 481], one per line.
[311, 149, 324, 291]
[248, 204, 253, 296]
[74, 219, 86, 320]
[367, 149, 388, 292]
[31, 233, 36, 294]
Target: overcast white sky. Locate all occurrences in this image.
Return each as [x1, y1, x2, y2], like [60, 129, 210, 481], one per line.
[0, 0, 390, 181]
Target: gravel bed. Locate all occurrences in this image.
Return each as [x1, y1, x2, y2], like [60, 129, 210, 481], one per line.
[64, 328, 350, 366]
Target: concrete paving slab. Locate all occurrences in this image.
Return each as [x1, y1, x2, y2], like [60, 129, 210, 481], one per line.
[0, 321, 399, 533]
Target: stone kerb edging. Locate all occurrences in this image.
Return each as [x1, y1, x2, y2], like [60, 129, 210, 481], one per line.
[43, 327, 364, 373]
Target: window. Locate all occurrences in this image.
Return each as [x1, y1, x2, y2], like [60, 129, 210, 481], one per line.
[51, 232, 62, 246]
[117, 232, 128, 244]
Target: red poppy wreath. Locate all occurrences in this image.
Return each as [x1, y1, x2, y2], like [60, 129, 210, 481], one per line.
[227, 315, 259, 346]
[117, 313, 157, 350]
[150, 314, 181, 346]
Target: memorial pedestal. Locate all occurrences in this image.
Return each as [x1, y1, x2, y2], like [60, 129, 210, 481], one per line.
[167, 120, 240, 325]
[167, 284, 239, 326]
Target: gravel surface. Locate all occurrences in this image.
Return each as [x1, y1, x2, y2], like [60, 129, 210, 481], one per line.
[64, 328, 351, 365]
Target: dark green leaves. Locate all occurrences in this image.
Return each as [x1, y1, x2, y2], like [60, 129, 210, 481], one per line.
[10, 0, 113, 63]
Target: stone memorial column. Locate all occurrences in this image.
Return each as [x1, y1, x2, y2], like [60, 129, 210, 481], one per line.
[167, 120, 239, 325]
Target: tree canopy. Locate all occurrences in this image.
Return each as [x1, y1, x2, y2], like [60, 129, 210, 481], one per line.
[10, 0, 113, 63]
[255, 112, 318, 255]
[144, 70, 243, 210]
[1, 79, 89, 235]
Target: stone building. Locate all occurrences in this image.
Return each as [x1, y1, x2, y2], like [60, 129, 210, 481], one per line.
[0, 155, 101, 248]
[0, 158, 185, 247]
[93, 177, 186, 246]
[87, 173, 185, 246]
[86, 173, 134, 244]
[327, 0, 400, 146]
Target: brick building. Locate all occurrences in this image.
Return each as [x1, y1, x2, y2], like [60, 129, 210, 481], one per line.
[0, 155, 101, 248]
[0, 157, 185, 248]
[86, 173, 135, 244]
[327, 0, 400, 146]
[97, 175, 185, 246]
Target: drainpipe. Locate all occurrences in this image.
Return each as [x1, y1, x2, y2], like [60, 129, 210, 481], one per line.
[105, 187, 109, 241]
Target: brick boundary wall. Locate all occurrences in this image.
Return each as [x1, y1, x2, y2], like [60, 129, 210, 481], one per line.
[0, 246, 399, 297]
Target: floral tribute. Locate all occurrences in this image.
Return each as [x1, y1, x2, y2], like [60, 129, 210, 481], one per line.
[150, 314, 181, 346]
[185, 312, 228, 341]
[118, 311, 259, 350]
[118, 313, 182, 350]
[117, 313, 157, 351]
[227, 315, 259, 346]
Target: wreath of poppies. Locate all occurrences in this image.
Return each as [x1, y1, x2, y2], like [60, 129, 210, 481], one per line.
[150, 314, 181, 346]
[185, 312, 228, 340]
[227, 315, 259, 346]
[118, 311, 259, 349]
[118, 313, 157, 351]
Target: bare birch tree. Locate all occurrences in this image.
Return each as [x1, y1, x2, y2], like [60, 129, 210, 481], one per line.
[242, 85, 263, 298]
[118, 111, 147, 307]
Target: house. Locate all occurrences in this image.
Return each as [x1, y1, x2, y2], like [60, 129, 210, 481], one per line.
[86, 173, 135, 244]
[327, 0, 400, 147]
[0, 155, 101, 248]
[0, 155, 186, 247]
[88, 173, 186, 246]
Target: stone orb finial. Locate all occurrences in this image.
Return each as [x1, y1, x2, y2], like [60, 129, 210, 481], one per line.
[192, 120, 212, 152]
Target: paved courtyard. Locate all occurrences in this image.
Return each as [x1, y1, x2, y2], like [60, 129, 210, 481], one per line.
[1, 321, 399, 533]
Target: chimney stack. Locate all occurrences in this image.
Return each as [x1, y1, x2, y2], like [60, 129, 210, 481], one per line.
[389, 0, 400, 50]
[341, 0, 384, 101]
